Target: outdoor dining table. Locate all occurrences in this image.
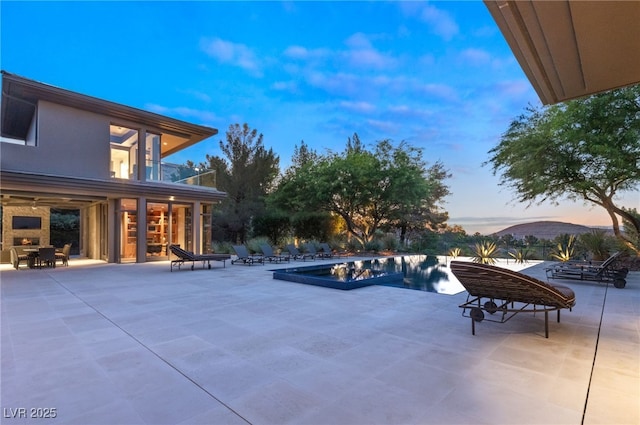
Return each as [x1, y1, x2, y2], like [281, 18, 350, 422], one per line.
[22, 248, 39, 268]
[22, 247, 56, 269]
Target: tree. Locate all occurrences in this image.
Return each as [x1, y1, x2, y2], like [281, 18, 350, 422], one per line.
[204, 123, 279, 243]
[524, 235, 539, 246]
[271, 137, 450, 246]
[487, 85, 640, 255]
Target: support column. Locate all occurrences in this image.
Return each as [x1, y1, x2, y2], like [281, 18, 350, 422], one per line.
[137, 197, 147, 262]
[137, 127, 147, 182]
[107, 199, 117, 263]
[193, 201, 201, 254]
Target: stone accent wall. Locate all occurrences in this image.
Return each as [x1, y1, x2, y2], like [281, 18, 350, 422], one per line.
[2, 206, 51, 249]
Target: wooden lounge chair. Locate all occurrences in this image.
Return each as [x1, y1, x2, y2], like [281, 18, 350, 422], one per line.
[231, 245, 264, 265]
[259, 243, 290, 263]
[168, 244, 231, 271]
[546, 252, 627, 288]
[286, 244, 315, 261]
[450, 261, 576, 338]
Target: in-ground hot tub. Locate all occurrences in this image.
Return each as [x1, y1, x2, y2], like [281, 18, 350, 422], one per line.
[272, 255, 465, 294]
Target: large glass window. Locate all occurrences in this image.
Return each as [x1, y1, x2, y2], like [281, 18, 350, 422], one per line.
[146, 202, 168, 259]
[110, 125, 138, 179]
[145, 132, 161, 181]
[119, 198, 137, 263]
[201, 204, 213, 253]
[171, 204, 192, 252]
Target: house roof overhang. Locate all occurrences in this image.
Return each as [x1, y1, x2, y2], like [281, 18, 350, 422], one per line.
[1, 71, 218, 156]
[484, 0, 640, 105]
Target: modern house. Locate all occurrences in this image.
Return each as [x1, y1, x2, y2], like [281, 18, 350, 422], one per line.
[0, 71, 226, 264]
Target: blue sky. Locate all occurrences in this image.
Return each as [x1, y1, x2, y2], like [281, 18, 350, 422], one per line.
[2, 1, 637, 234]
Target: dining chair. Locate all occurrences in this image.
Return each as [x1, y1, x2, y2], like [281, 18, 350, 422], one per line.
[38, 247, 56, 268]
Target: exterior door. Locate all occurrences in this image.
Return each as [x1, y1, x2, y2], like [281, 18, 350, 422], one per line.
[119, 198, 137, 263]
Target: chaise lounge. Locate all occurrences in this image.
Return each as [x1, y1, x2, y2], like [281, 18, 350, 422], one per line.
[169, 245, 231, 271]
[317, 243, 335, 258]
[546, 252, 628, 288]
[450, 261, 576, 338]
[231, 245, 264, 265]
[259, 243, 290, 263]
[286, 244, 315, 261]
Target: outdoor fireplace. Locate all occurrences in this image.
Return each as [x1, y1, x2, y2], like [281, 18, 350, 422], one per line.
[13, 237, 40, 246]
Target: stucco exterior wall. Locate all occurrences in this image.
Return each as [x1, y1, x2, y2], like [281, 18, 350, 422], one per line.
[0, 101, 110, 179]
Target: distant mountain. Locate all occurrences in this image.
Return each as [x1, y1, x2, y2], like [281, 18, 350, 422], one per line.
[494, 221, 612, 240]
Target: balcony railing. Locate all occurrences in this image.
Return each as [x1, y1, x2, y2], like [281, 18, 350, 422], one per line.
[146, 161, 217, 189]
[173, 169, 216, 188]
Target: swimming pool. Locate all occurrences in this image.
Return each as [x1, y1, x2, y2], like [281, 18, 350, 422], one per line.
[272, 255, 465, 294]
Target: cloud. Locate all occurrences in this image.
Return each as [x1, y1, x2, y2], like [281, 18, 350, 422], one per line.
[339, 100, 376, 114]
[306, 71, 362, 97]
[343, 32, 396, 69]
[449, 215, 559, 226]
[366, 118, 399, 135]
[179, 89, 211, 103]
[271, 80, 299, 94]
[200, 37, 262, 76]
[417, 83, 459, 102]
[283, 45, 330, 61]
[460, 48, 491, 66]
[145, 103, 220, 125]
[420, 4, 459, 41]
[494, 80, 531, 97]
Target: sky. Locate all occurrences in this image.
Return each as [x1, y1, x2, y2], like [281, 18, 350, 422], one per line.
[2, 1, 638, 235]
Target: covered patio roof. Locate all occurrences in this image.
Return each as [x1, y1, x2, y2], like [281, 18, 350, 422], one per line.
[485, 0, 640, 104]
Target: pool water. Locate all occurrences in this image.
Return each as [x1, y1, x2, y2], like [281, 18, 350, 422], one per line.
[272, 255, 465, 294]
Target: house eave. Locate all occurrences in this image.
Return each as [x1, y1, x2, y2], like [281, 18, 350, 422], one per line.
[1, 71, 217, 150]
[484, 0, 640, 105]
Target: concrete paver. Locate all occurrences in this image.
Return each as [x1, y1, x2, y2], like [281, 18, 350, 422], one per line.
[1, 258, 638, 424]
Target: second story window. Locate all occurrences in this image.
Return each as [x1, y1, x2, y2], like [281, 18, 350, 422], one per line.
[110, 125, 138, 179]
[145, 132, 161, 181]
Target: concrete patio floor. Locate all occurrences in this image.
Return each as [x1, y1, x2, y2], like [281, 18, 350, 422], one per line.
[1, 257, 638, 425]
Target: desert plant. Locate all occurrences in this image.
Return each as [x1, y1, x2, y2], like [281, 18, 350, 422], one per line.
[380, 234, 400, 252]
[577, 230, 612, 261]
[472, 240, 497, 264]
[448, 247, 461, 258]
[245, 236, 271, 254]
[508, 247, 532, 264]
[550, 234, 576, 262]
[211, 241, 233, 254]
[345, 238, 363, 253]
[364, 239, 382, 252]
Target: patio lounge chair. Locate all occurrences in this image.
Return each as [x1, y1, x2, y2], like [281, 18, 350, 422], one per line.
[259, 243, 290, 263]
[231, 245, 264, 265]
[546, 252, 627, 288]
[303, 243, 320, 260]
[318, 243, 334, 258]
[286, 244, 315, 261]
[168, 244, 231, 271]
[450, 261, 576, 338]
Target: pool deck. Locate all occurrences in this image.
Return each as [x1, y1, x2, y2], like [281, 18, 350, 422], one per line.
[1, 257, 638, 424]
